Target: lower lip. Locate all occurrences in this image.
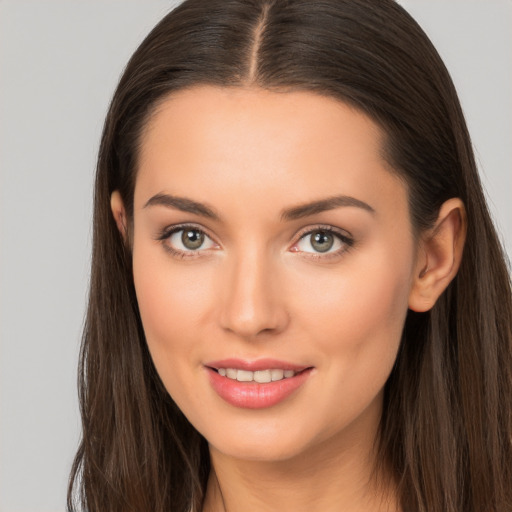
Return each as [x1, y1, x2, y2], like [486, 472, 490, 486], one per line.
[207, 368, 312, 409]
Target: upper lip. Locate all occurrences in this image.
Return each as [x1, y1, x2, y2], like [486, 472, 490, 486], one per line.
[205, 358, 311, 372]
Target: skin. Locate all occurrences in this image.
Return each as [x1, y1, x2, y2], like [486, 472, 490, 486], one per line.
[111, 86, 466, 511]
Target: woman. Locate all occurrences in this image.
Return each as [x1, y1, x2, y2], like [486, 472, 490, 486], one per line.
[68, 0, 512, 511]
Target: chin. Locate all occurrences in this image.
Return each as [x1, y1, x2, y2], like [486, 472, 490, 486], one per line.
[211, 437, 308, 463]
[203, 417, 327, 463]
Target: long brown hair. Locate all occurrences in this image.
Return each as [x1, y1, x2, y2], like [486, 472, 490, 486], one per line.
[68, 1, 512, 511]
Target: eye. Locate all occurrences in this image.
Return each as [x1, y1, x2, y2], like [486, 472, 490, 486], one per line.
[293, 228, 352, 255]
[160, 226, 217, 254]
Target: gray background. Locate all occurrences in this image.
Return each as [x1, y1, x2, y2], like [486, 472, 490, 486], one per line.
[0, 1, 510, 511]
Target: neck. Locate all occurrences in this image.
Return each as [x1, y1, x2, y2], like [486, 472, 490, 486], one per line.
[202, 398, 400, 512]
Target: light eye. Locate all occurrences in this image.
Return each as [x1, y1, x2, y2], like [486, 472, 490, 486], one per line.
[166, 227, 216, 252]
[295, 229, 347, 254]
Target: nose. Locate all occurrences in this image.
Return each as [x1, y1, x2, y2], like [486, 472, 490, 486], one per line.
[218, 248, 289, 339]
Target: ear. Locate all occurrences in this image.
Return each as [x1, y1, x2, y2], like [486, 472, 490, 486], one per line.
[408, 198, 467, 312]
[110, 190, 127, 241]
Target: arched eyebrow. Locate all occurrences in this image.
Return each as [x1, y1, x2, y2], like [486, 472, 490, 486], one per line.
[280, 195, 375, 221]
[143, 193, 374, 221]
[144, 193, 220, 220]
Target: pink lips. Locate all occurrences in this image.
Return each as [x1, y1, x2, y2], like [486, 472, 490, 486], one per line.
[205, 358, 313, 409]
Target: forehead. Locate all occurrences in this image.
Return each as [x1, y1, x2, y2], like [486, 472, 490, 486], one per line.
[139, 85, 385, 168]
[135, 85, 405, 218]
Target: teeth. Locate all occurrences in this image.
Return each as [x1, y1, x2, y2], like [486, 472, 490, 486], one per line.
[254, 370, 271, 383]
[216, 368, 298, 382]
[271, 369, 284, 381]
[236, 370, 253, 382]
[226, 368, 238, 379]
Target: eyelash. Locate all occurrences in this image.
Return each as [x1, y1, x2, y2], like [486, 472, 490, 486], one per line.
[292, 225, 354, 260]
[156, 223, 216, 259]
[155, 223, 354, 260]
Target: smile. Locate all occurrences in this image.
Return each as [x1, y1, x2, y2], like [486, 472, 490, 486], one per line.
[205, 359, 313, 409]
[216, 368, 297, 383]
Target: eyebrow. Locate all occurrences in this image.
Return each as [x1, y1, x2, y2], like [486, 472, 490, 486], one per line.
[143, 193, 375, 221]
[280, 195, 375, 221]
[143, 193, 220, 220]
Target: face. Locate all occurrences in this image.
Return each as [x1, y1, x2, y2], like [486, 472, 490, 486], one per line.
[129, 86, 419, 462]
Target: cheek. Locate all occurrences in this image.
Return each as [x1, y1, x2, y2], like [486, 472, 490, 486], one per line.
[132, 240, 214, 378]
[282, 245, 413, 439]
[291, 240, 413, 373]
[132, 249, 222, 417]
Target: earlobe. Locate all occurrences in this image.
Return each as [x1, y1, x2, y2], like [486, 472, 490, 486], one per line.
[408, 198, 467, 312]
[110, 190, 127, 241]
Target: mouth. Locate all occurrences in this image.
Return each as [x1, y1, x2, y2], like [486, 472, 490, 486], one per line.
[210, 367, 307, 383]
[205, 359, 314, 409]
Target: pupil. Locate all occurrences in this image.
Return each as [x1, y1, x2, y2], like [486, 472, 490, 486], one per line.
[182, 229, 204, 250]
[311, 231, 334, 252]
